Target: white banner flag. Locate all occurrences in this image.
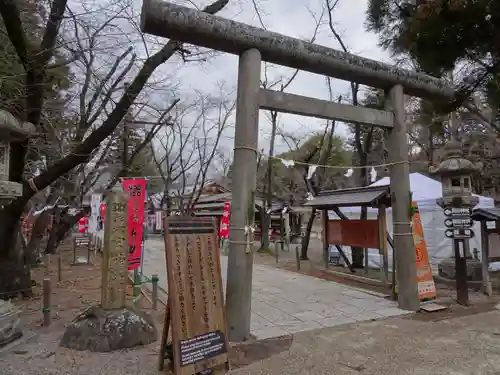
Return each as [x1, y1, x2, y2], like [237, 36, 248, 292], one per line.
[155, 211, 163, 231]
[89, 194, 101, 233]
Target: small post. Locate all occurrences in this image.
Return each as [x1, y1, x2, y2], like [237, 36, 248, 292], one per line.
[133, 271, 141, 297]
[87, 238, 92, 264]
[274, 241, 279, 263]
[480, 220, 492, 296]
[57, 256, 62, 282]
[378, 205, 389, 283]
[72, 237, 77, 265]
[392, 247, 397, 301]
[322, 209, 329, 269]
[152, 274, 159, 310]
[133, 285, 141, 308]
[43, 278, 51, 326]
[364, 248, 369, 273]
[45, 253, 51, 275]
[295, 245, 300, 271]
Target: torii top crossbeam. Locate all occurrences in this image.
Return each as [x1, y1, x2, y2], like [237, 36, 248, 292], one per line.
[140, 0, 455, 100]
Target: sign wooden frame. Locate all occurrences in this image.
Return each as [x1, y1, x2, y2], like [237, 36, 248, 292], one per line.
[159, 216, 230, 375]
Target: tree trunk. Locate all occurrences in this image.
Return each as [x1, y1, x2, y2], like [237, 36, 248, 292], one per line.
[300, 208, 316, 260]
[52, 209, 87, 250]
[25, 211, 50, 265]
[259, 207, 270, 251]
[0, 204, 32, 299]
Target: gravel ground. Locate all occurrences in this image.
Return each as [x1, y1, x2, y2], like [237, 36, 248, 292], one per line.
[0, 330, 161, 375]
[0, 241, 292, 375]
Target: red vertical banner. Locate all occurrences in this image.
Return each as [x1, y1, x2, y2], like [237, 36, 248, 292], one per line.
[219, 202, 230, 239]
[78, 216, 88, 233]
[122, 178, 147, 270]
[100, 204, 107, 224]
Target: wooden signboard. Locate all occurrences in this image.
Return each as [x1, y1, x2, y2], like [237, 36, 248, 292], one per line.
[160, 217, 230, 375]
[327, 219, 380, 249]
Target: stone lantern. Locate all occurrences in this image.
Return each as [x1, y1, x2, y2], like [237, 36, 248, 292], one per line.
[0, 109, 35, 199]
[430, 137, 482, 208]
[429, 136, 482, 305]
[0, 109, 35, 347]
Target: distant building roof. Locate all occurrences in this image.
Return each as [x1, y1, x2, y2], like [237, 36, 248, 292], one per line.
[303, 185, 391, 208]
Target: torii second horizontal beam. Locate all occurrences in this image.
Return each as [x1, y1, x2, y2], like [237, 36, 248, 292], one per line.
[259, 89, 394, 128]
[140, 0, 455, 100]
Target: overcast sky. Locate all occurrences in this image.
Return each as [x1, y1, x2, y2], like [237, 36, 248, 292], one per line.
[64, 0, 393, 166]
[168, 0, 392, 156]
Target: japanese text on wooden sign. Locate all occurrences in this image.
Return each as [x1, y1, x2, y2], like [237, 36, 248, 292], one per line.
[122, 178, 147, 270]
[163, 217, 229, 375]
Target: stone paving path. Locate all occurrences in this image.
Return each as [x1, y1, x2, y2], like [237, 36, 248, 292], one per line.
[141, 238, 411, 339]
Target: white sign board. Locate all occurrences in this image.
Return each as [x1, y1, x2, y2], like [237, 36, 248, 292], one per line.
[0, 142, 10, 181]
[0, 181, 22, 197]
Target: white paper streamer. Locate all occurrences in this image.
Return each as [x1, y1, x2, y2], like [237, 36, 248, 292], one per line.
[370, 167, 377, 183]
[306, 165, 318, 180]
[280, 159, 295, 168]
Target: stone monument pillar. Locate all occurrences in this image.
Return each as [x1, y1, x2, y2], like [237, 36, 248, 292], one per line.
[101, 190, 128, 309]
[59, 187, 157, 352]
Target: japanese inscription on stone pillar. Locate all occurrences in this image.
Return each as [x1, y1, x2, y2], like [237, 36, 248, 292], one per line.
[163, 217, 229, 375]
[101, 191, 128, 310]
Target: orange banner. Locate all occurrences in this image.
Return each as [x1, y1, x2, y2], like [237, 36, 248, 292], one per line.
[411, 201, 437, 301]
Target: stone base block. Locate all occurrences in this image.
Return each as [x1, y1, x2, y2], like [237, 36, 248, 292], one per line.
[0, 300, 22, 348]
[438, 257, 483, 281]
[59, 305, 157, 352]
[0, 261, 32, 300]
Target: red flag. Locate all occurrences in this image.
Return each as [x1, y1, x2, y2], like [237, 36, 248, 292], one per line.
[122, 178, 147, 270]
[78, 216, 89, 233]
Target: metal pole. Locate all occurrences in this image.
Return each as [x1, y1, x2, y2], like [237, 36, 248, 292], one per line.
[225, 48, 261, 342]
[386, 85, 419, 311]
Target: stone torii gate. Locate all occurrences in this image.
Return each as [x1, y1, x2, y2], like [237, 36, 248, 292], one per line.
[140, 0, 455, 342]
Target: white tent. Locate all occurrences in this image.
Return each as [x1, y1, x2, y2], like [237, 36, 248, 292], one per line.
[329, 173, 495, 273]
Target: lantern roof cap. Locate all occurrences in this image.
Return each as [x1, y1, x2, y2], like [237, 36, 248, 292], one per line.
[429, 137, 482, 176]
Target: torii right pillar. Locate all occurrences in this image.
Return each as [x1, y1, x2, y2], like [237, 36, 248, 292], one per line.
[386, 85, 420, 311]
